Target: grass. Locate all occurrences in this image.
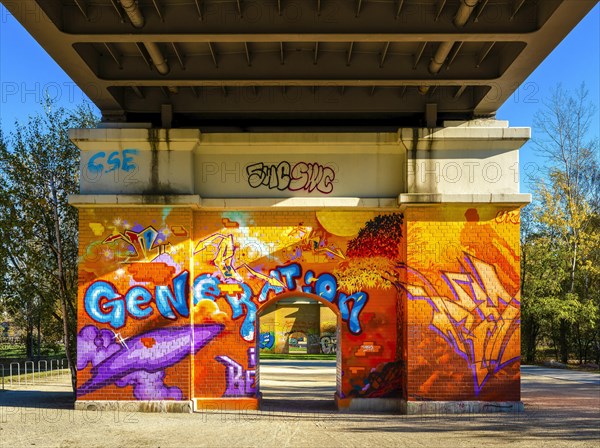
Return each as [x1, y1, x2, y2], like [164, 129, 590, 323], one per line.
[0, 344, 65, 360]
[259, 353, 336, 360]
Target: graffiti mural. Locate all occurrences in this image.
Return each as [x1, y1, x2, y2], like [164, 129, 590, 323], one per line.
[259, 332, 275, 350]
[193, 261, 369, 341]
[400, 254, 520, 394]
[77, 205, 521, 405]
[76, 208, 199, 402]
[216, 347, 256, 397]
[83, 271, 189, 328]
[403, 206, 521, 402]
[190, 210, 401, 401]
[77, 324, 223, 399]
[349, 361, 404, 398]
[102, 226, 172, 263]
[320, 334, 337, 354]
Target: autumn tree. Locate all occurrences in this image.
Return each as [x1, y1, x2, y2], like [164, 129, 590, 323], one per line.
[0, 98, 98, 390]
[526, 84, 600, 364]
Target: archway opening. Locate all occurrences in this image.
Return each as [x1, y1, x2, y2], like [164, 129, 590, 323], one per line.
[256, 293, 341, 411]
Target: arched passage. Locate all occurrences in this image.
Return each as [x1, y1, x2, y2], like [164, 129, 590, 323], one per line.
[256, 292, 341, 410]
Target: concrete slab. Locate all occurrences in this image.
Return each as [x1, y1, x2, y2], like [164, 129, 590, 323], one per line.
[0, 363, 598, 447]
[259, 359, 337, 412]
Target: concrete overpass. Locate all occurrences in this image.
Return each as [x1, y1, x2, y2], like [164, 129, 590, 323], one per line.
[2, 0, 596, 128]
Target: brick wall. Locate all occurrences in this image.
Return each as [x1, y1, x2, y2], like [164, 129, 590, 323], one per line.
[404, 205, 521, 402]
[77, 209, 404, 404]
[77, 207, 194, 402]
[76, 206, 520, 405]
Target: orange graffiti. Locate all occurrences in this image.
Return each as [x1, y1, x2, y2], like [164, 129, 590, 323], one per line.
[141, 337, 156, 348]
[222, 218, 240, 228]
[219, 283, 244, 295]
[355, 342, 382, 357]
[495, 210, 520, 225]
[404, 253, 520, 393]
[170, 225, 189, 237]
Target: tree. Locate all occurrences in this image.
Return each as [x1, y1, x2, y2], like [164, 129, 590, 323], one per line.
[0, 98, 98, 391]
[521, 207, 562, 362]
[528, 83, 600, 364]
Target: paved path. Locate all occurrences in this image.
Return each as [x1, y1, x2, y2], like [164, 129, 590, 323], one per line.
[0, 361, 597, 448]
[520, 365, 599, 413]
[260, 360, 336, 411]
[522, 365, 600, 384]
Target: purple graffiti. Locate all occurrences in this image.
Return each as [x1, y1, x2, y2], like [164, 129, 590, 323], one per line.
[77, 326, 121, 371]
[117, 371, 182, 400]
[77, 324, 224, 398]
[216, 348, 256, 397]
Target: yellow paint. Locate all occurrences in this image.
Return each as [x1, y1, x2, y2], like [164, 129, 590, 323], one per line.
[316, 211, 377, 236]
[89, 222, 105, 236]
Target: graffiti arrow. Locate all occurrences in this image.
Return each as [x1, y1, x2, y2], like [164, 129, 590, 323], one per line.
[77, 324, 224, 397]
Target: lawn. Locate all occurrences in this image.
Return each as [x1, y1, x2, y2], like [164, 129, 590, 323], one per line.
[0, 343, 65, 360]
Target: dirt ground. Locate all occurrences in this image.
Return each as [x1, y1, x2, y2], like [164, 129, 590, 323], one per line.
[0, 363, 598, 448]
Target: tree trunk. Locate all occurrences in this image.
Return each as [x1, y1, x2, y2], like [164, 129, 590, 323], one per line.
[523, 316, 538, 363]
[50, 179, 77, 393]
[37, 315, 41, 359]
[559, 319, 569, 364]
[561, 242, 578, 365]
[25, 326, 34, 359]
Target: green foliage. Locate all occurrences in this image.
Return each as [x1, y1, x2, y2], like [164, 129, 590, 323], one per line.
[0, 98, 98, 389]
[0, 342, 66, 359]
[522, 84, 600, 365]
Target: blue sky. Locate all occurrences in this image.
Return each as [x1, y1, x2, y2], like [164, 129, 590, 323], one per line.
[497, 4, 600, 191]
[0, 3, 598, 193]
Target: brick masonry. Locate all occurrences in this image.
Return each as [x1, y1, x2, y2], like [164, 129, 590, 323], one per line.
[76, 206, 521, 408]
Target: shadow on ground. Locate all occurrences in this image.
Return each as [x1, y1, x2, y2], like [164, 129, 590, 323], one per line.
[0, 389, 74, 410]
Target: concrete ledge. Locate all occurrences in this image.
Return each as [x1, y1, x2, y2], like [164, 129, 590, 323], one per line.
[193, 398, 259, 412]
[69, 194, 201, 207]
[201, 197, 399, 209]
[198, 132, 401, 154]
[406, 400, 524, 415]
[399, 193, 531, 205]
[75, 400, 193, 413]
[336, 395, 405, 413]
[69, 195, 401, 209]
[69, 128, 201, 152]
[398, 125, 530, 151]
[69, 193, 532, 208]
